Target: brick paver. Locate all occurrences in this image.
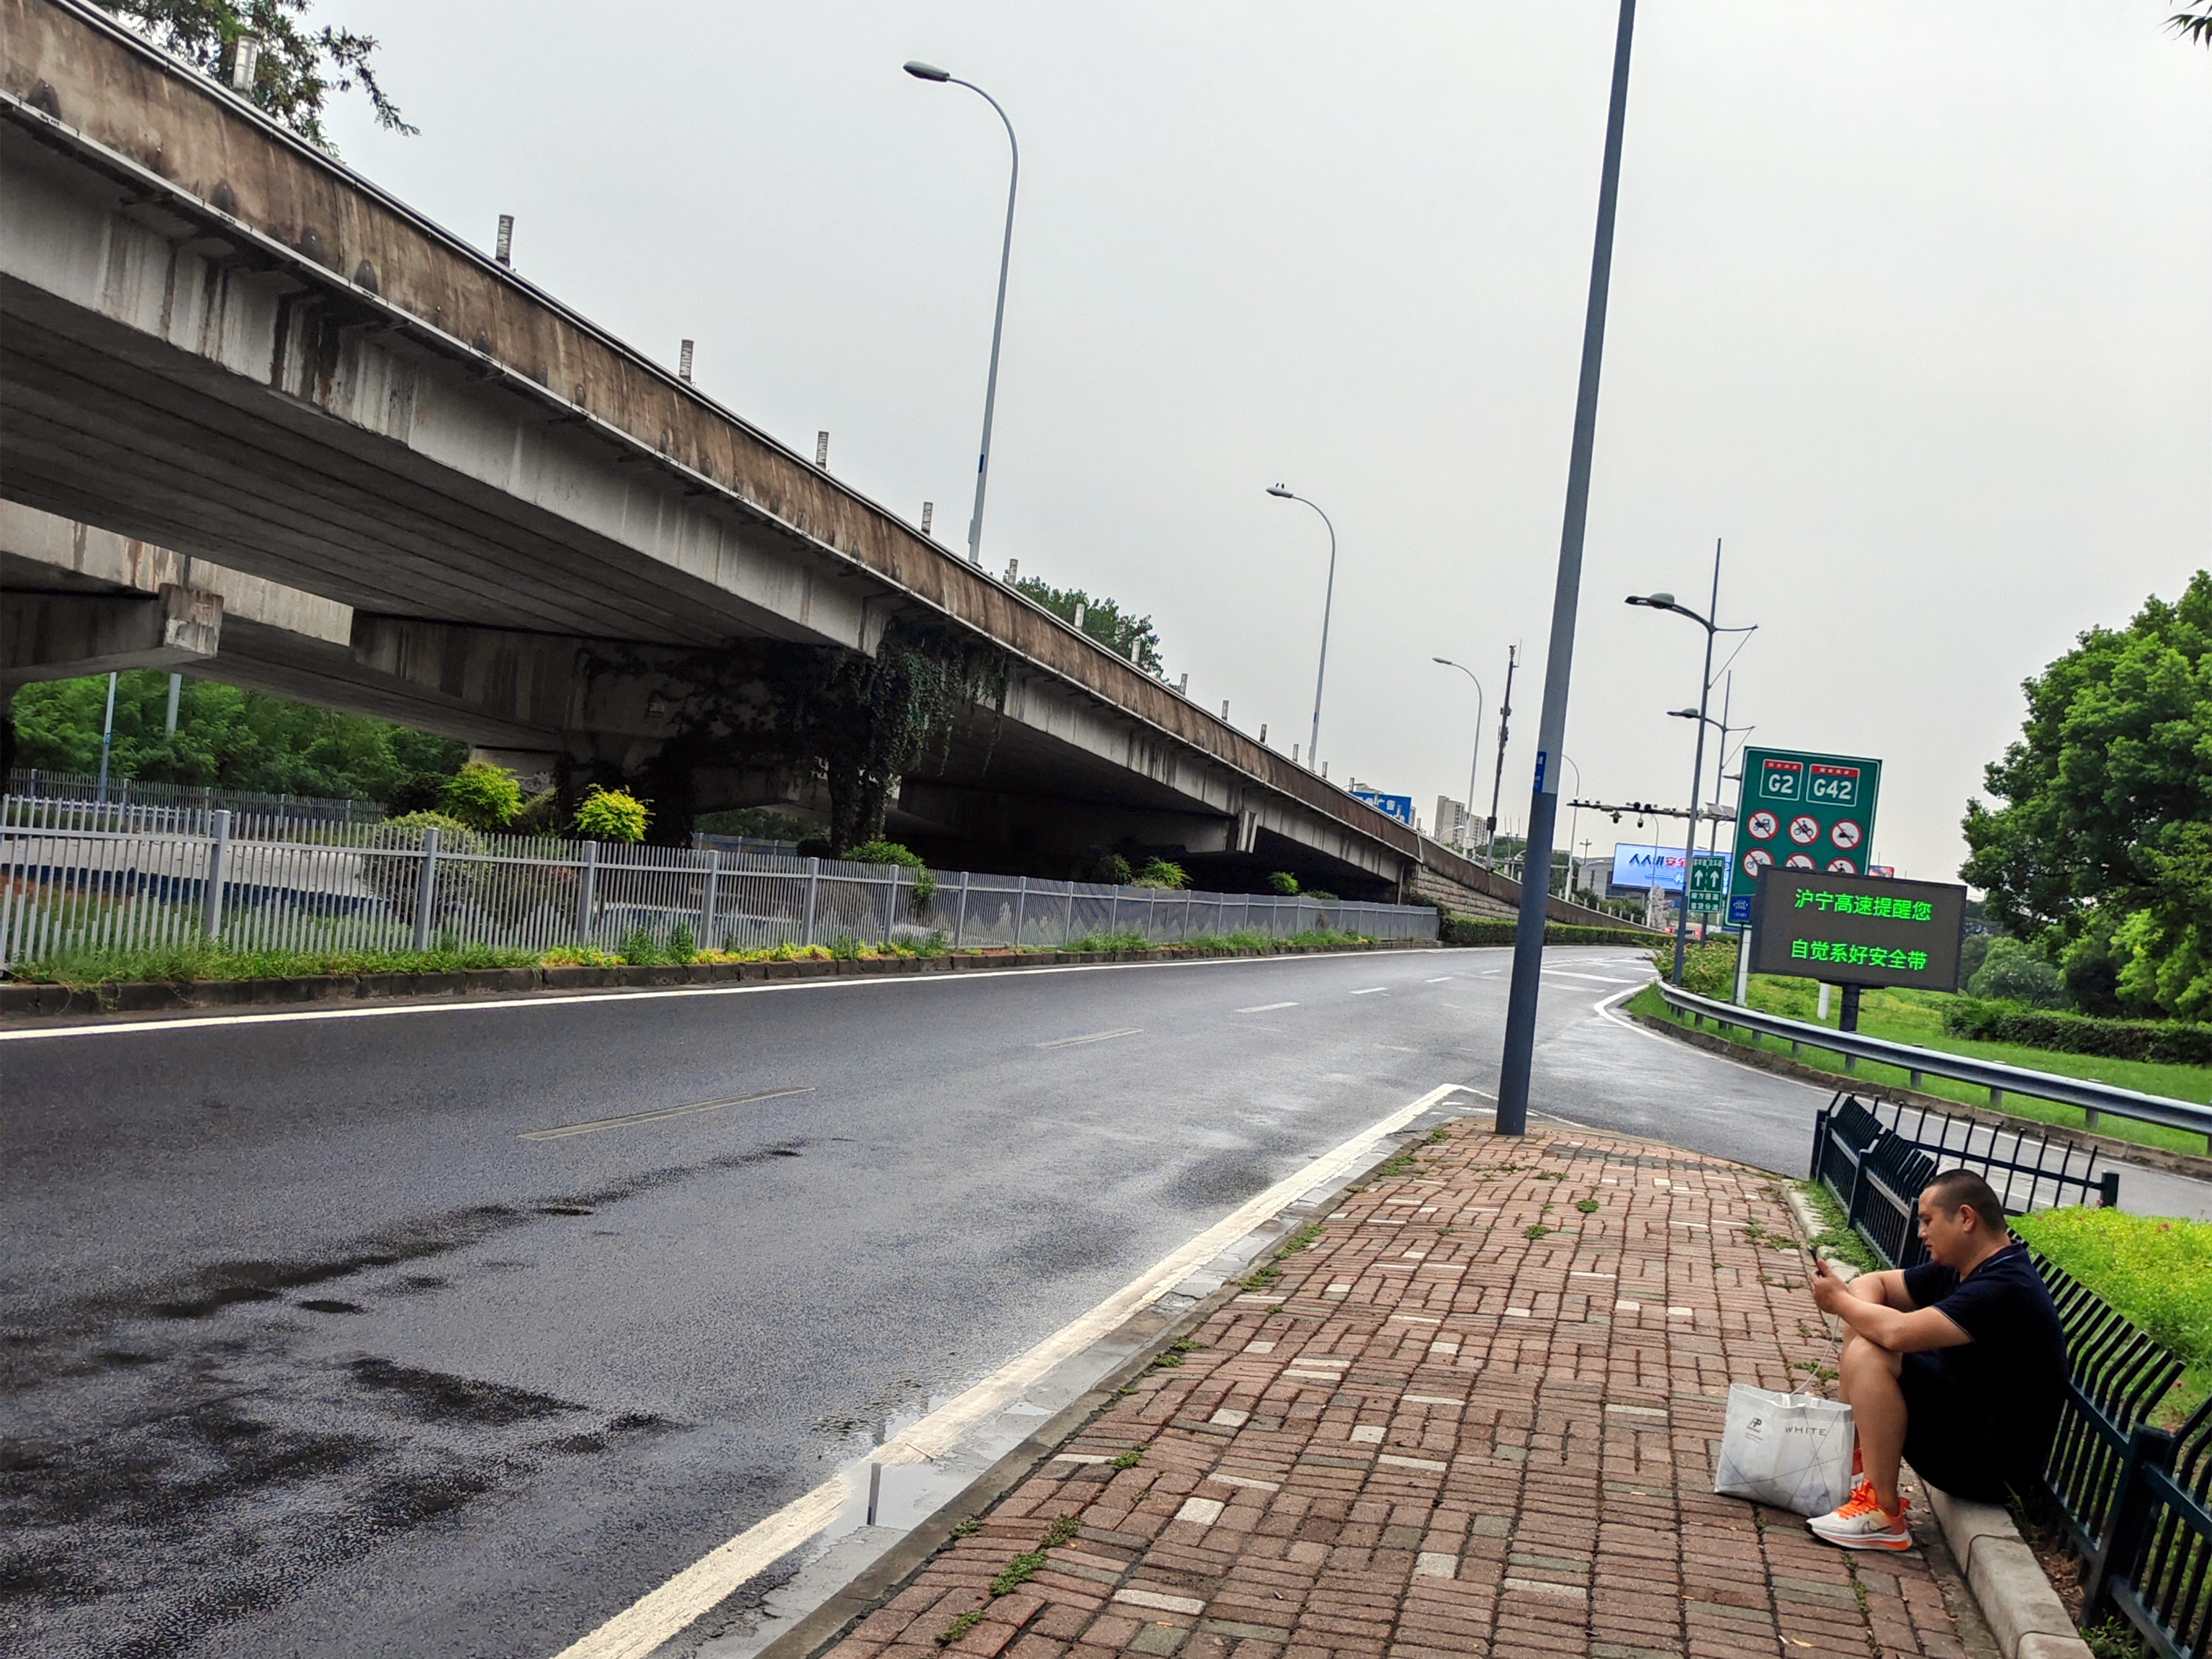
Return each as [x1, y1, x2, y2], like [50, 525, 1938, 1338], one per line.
[824, 1123, 1980, 1659]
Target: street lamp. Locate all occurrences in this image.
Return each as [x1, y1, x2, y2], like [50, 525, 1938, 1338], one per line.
[1557, 753, 1583, 897]
[1431, 658, 1484, 854]
[1268, 485, 1338, 770]
[1627, 541, 1755, 988]
[905, 60, 1020, 567]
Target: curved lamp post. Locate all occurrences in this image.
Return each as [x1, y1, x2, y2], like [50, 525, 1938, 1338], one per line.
[1431, 658, 1485, 855]
[906, 61, 1019, 567]
[1268, 485, 1337, 770]
[1627, 554, 1755, 988]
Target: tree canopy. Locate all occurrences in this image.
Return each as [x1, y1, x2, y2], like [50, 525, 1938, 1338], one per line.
[1014, 578, 1165, 675]
[9, 672, 464, 803]
[1961, 572, 2212, 1020]
[96, 0, 412, 150]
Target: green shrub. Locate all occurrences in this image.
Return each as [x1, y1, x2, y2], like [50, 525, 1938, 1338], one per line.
[574, 786, 649, 842]
[1942, 999, 2212, 1067]
[1305, 889, 1339, 902]
[1133, 858, 1189, 891]
[845, 840, 938, 907]
[1266, 871, 1300, 896]
[438, 761, 523, 831]
[619, 927, 662, 966]
[1095, 853, 1133, 885]
[830, 935, 865, 961]
[667, 923, 697, 962]
[1969, 936, 2070, 1009]
[1650, 938, 1739, 997]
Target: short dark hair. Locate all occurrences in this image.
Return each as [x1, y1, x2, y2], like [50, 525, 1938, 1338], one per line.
[1923, 1169, 2008, 1231]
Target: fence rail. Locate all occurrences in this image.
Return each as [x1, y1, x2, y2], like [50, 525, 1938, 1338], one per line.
[0, 809, 1438, 970]
[1662, 981, 2212, 1142]
[1807, 1097, 2212, 1659]
[6, 768, 381, 827]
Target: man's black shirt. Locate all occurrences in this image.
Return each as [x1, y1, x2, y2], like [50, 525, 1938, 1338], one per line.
[1902, 1239, 2069, 1477]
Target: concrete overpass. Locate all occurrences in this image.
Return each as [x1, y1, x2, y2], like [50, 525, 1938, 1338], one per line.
[0, 0, 1621, 921]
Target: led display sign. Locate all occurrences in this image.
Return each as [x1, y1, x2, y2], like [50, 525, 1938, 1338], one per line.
[1748, 868, 1968, 992]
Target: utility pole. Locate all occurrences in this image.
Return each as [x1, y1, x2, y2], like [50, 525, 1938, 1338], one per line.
[1486, 644, 1516, 869]
[1496, 0, 1638, 1137]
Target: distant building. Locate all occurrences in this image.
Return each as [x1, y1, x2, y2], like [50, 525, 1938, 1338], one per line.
[1434, 795, 1476, 851]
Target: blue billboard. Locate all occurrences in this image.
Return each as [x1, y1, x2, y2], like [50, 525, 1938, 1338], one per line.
[1352, 789, 1416, 827]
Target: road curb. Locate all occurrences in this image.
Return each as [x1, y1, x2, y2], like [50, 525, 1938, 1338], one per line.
[1779, 1186, 2091, 1658]
[1632, 1006, 2212, 1181]
[735, 1106, 1480, 1659]
[0, 937, 1441, 1022]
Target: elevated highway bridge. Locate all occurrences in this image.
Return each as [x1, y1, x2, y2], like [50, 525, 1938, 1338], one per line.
[0, 0, 1619, 923]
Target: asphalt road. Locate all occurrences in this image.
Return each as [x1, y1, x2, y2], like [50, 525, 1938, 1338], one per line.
[0, 944, 1859, 1658]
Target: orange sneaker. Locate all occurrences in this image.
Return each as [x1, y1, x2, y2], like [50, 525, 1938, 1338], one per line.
[1809, 1481, 1911, 1550]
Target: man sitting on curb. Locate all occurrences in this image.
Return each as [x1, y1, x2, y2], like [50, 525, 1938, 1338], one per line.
[1804, 1168, 2069, 1550]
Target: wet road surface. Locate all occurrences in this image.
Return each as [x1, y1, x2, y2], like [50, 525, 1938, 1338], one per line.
[0, 945, 1922, 1656]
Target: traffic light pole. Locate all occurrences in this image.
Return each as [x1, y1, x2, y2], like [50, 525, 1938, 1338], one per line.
[1496, 0, 1637, 1137]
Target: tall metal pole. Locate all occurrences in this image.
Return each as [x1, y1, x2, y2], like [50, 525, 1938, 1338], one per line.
[963, 81, 1019, 567]
[95, 670, 118, 804]
[1486, 644, 1516, 869]
[1496, 0, 1638, 1137]
[905, 63, 1019, 567]
[1269, 488, 1338, 770]
[1671, 542, 1721, 986]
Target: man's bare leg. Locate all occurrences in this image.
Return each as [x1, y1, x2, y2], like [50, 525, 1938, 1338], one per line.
[1838, 1331, 1907, 1516]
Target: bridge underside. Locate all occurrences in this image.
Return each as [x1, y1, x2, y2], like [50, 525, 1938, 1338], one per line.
[0, 0, 1635, 925]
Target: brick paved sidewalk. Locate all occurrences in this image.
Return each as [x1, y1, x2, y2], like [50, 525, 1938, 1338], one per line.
[822, 1121, 1990, 1659]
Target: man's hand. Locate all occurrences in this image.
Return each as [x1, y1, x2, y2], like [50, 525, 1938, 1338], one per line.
[1810, 1256, 1850, 1316]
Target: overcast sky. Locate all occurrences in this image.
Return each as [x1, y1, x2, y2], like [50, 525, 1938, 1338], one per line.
[323, 1, 2208, 882]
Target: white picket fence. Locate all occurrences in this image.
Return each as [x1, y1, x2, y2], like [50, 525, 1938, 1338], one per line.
[0, 805, 1438, 969]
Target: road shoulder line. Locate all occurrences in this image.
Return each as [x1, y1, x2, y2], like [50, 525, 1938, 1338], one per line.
[543, 1082, 1479, 1659]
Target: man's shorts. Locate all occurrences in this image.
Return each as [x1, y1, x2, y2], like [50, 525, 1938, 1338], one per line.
[1899, 1351, 2015, 1503]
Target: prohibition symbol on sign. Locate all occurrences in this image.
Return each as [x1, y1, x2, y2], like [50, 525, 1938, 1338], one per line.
[1743, 848, 1773, 878]
[1789, 815, 1820, 845]
[1830, 819, 1863, 850]
[1785, 853, 1816, 871]
[1748, 810, 1779, 840]
[1827, 858, 1858, 873]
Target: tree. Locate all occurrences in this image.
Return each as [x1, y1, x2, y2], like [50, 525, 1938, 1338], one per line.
[1961, 572, 2212, 1019]
[8, 671, 465, 802]
[1014, 578, 1165, 675]
[95, 0, 413, 151]
[2176, 7, 2212, 45]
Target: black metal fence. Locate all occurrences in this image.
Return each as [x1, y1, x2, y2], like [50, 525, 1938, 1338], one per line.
[1808, 1095, 2211, 1659]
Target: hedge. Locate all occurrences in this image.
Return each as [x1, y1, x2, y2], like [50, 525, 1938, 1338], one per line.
[1439, 916, 1661, 948]
[1942, 999, 2212, 1068]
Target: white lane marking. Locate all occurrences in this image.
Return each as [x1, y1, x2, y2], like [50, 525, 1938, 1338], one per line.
[0, 949, 1462, 1044]
[1542, 970, 1638, 984]
[1036, 1027, 1143, 1049]
[545, 1079, 1473, 1659]
[1351, 987, 1389, 996]
[1236, 1002, 1299, 1014]
[518, 1087, 812, 1141]
[1424, 976, 1452, 984]
[1591, 984, 1827, 1094]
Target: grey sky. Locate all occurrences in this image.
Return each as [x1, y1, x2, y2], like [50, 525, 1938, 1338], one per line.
[323, 2, 2208, 883]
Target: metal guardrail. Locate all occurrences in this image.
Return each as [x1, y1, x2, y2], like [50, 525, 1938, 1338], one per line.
[1659, 982, 2212, 1141]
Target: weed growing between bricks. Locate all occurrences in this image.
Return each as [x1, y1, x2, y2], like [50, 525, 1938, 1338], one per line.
[830, 1121, 1986, 1659]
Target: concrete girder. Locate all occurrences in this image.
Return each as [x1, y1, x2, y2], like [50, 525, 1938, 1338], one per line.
[1, 581, 220, 680]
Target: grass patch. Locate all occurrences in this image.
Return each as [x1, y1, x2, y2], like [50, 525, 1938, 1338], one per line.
[1794, 1179, 1881, 1272]
[1630, 981, 2212, 1159]
[935, 1610, 984, 1647]
[2014, 1207, 2212, 1427]
[10, 925, 1396, 989]
[1110, 1447, 1144, 1470]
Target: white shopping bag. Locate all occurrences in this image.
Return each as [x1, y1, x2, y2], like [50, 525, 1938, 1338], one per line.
[1712, 1383, 1856, 1516]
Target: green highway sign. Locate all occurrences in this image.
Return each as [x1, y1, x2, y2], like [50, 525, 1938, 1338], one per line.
[1748, 868, 1968, 992]
[1687, 852, 1730, 913]
[1728, 746, 1883, 925]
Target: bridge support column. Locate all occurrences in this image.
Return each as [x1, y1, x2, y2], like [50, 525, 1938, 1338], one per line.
[1, 585, 222, 682]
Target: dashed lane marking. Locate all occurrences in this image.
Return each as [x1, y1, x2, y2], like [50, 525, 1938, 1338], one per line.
[518, 1087, 812, 1141]
[1235, 1002, 1299, 1014]
[1351, 987, 1389, 996]
[1035, 1027, 1143, 1049]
